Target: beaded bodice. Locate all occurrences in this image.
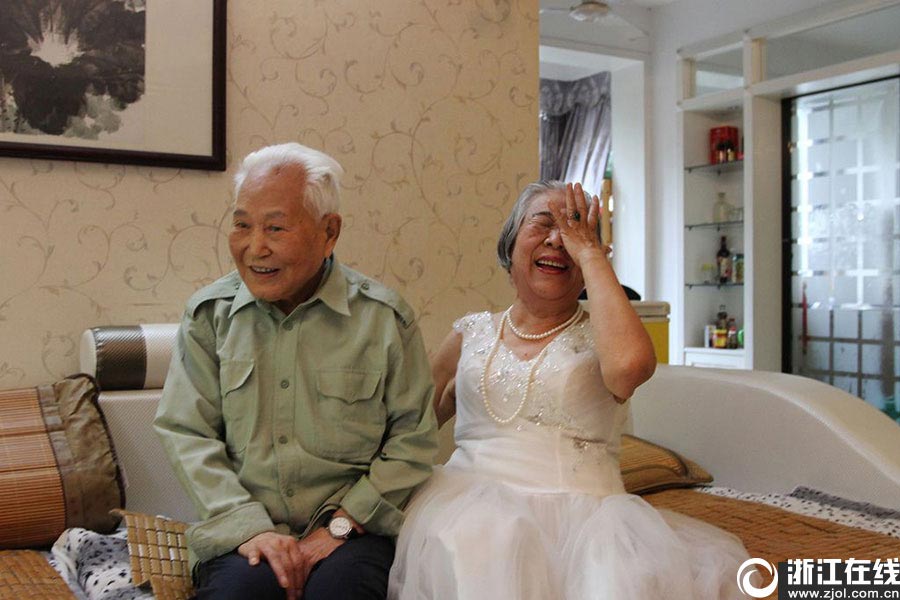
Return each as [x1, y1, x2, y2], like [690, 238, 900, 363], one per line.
[446, 311, 628, 496]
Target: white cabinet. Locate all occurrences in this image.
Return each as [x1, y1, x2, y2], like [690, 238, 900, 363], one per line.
[676, 54, 781, 371]
[680, 106, 746, 366]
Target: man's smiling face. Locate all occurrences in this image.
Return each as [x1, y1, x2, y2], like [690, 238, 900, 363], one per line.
[228, 164, 340, 314]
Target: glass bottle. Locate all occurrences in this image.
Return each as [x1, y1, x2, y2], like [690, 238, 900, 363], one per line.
[726, 318, 738, 348]
[732, 253, 744, 284]
[716, 236, 732, 284]
[713, 305, 728, 348]
[725, 143, 736, 162]
[713, 192, 731, 223]
[716, 304, 728, 330]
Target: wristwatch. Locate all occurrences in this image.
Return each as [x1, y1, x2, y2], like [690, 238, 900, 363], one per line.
[327, 515, 355, 540]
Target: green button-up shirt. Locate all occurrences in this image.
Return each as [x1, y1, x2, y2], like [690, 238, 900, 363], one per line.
[154, 259, 438, 569]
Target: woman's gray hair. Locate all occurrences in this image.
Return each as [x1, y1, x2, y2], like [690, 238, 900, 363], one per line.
[496, 180, 601, 272]
[234, 142, 343, 217]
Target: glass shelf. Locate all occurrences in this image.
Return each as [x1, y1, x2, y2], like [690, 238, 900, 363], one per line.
[684, 160, 743, 174]
[685, 219, 743, 231]
[685, 282, 744, 289]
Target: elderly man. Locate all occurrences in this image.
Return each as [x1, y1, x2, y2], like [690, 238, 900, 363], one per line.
[154, 143, 438, 600]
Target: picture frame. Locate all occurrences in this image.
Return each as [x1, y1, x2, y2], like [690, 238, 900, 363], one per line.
[0, 0, 226, 171]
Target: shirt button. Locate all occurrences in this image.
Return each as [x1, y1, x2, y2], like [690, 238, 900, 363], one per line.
[278, 435, 288, 444]
[284, 322, 293, 331]
[361, 281, 370, 290]
[280, 379, 289, 389]
[285, 489, 294, 497]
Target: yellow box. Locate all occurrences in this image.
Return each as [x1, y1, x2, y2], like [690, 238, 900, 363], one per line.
[631, 301, 670, 364]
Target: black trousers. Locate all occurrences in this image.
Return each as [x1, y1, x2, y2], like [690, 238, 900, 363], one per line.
[194, 534, 395, 600]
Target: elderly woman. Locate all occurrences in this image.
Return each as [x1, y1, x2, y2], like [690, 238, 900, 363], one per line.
[388, 182, 751, 599]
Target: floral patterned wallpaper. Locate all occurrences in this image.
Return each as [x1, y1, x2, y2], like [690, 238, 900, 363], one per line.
[0, 1, 538, 387]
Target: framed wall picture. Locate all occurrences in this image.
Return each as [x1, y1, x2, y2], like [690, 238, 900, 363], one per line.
[0, 0, 226, 171]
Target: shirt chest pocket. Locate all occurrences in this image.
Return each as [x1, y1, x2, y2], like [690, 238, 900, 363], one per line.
[315, 369, 385, 461]
[220, 359, 255, 456]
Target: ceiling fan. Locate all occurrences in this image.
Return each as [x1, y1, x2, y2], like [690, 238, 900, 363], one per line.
[540, 1, 648, 40]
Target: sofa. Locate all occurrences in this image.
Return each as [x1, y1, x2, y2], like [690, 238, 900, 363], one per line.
[3, 323, 898, 599]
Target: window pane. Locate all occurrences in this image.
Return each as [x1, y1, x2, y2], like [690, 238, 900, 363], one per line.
[766, 5, 900, 80]
[693, 47, 743, 97]
[832, 310, 857, 339]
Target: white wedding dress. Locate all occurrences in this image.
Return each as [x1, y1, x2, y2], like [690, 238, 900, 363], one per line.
[388, 312, 751, 600]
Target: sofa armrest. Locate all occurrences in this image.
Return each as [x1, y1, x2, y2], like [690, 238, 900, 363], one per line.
[80, 325, 196, 521]
[629, 365, 900, 507]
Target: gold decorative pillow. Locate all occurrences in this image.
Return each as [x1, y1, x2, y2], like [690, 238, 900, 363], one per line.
[620, 434, 713, 494]
[0, 374, 124, 548]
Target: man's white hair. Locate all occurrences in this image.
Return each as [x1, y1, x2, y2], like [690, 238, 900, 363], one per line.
[234, 142, 344, 217]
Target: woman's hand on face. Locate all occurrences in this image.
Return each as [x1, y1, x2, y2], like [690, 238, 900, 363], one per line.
[549, 183, 610, 267]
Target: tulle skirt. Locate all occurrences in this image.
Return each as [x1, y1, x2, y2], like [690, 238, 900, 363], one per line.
[388, 466, 751, 600]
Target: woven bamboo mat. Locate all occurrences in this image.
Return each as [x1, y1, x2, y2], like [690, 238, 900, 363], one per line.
[645, 488, 900, 600]
[114, 510, 194, 600]
[0, 387, 66, 548]
[0, 550, 76, 599]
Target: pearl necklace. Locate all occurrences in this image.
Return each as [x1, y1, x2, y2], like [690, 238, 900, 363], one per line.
[506, 304, 584, 340]
[479, 307, 583, 425]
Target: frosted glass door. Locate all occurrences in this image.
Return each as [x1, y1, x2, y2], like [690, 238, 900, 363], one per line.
[787, 77, 900, 424]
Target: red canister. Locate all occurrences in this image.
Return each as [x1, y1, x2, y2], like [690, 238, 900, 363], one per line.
[709, 126, 739, 164]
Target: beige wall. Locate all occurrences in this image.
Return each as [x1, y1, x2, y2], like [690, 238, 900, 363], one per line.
[0, 1, 538, 387]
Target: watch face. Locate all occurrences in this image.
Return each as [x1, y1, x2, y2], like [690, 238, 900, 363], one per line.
[329, 516, 353, 539]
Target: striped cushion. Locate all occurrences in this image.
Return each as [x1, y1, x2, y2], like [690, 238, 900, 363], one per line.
[80, 324, 178, 390]
[0, 375, 124, 548]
